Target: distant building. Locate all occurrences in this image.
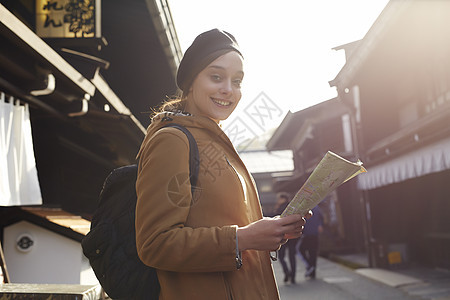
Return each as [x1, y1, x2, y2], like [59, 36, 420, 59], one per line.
[239, 149, 294, 216]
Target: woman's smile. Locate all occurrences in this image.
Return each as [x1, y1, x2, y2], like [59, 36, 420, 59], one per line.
[211, 98, 232, 107]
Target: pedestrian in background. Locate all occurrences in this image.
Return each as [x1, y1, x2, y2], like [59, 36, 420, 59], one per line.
[135, 28, 310, 300]
[299, 205, 324, 279]
[273, 192, 299, 284]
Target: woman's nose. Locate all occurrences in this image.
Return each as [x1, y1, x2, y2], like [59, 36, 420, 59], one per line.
[220, 80, 232, 95]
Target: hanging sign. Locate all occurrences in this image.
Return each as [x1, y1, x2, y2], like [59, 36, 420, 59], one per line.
[36, 0, 101, 38]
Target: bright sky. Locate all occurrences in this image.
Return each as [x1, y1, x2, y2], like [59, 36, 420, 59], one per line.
[169, 0, 389, 142]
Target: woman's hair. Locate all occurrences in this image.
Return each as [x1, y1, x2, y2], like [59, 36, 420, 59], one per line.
[154, 92, 186, 115]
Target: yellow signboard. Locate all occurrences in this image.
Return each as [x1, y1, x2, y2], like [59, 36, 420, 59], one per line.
[36, 0, 100, 38]
[388, 251, 402, 265]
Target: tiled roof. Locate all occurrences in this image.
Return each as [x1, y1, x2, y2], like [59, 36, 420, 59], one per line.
[239, 150, 294, 174]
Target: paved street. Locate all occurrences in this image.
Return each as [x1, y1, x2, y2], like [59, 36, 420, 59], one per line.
[272, 255, 450, 300]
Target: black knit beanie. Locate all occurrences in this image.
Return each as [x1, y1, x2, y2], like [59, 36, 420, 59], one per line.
[176, 28, 242, 93]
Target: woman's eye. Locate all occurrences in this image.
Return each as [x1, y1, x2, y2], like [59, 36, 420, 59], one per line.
[233, 79, 242, 87]
[211, 75, 221, 81]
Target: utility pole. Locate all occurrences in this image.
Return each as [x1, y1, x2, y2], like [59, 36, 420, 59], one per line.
[345, 85, 375, 267]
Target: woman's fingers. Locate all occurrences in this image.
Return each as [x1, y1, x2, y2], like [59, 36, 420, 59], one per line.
[276, 214, 303, 225]
[275, 214, 306, 241]
[277, 215, 305, 231]
[238, 213, 311, 251]
[284, 231, 303, 240]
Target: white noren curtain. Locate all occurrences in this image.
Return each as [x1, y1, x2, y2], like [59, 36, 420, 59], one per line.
[0, 93, 42, 206]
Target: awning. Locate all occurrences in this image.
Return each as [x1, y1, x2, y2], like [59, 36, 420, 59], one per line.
[2, 207, 90, 242]
[358, 137, 450, 190]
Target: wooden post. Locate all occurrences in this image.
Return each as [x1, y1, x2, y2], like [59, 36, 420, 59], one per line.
[0, 240, 10, 283]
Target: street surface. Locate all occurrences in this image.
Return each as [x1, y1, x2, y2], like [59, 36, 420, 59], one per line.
[273, 256, 425, 300]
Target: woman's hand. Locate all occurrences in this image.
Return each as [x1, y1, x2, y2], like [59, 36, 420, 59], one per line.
[237, 213, 310, 252]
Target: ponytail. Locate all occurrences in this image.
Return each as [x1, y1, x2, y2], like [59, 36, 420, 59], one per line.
[152, 90, 187, 117]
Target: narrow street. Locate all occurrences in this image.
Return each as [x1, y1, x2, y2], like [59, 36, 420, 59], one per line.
[1, 1, 450, 297]
[273, 256, 450, 300]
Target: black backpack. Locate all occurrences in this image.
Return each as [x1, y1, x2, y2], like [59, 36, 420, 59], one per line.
[81, 123, 199, 299]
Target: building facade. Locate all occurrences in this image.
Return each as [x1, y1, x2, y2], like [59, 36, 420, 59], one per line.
[1, 0, 181, 284]
[267, 0, 450, 270]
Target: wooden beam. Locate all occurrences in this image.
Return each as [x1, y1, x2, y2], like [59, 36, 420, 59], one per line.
[0, 241, 10, 283]
[91, 71, 146, 134]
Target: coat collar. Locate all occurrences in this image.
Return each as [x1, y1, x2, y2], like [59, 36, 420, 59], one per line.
[138, 112, 238, 159]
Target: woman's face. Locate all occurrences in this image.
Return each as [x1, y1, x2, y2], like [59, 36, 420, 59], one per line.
[185, 51, 244, 123]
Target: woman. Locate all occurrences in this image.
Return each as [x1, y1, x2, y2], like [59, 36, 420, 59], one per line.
[135, 28, 308, 300]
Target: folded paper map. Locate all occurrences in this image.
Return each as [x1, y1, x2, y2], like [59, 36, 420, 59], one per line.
[281, 151, 367, 217]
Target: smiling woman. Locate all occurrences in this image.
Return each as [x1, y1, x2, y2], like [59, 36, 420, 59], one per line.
[155, 29, 244, 121]
[185, 51, 244, 122]
[135, 28, 310, 299]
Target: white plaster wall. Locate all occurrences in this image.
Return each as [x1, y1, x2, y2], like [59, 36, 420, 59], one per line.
[3, 220, 82, 284]
[80, 253, 99, 285]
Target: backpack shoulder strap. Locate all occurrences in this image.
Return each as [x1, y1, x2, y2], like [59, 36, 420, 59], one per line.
[160, 123, 200, 193]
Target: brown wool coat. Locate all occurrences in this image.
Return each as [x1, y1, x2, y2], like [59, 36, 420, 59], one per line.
[135, 113, 279, 300]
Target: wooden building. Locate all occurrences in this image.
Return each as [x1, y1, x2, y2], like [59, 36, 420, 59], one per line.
[267, 0, 450, 269]
[0, 0, 181, 284]
[268, 0, 450, 270]
[330, 0, 450, 269]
